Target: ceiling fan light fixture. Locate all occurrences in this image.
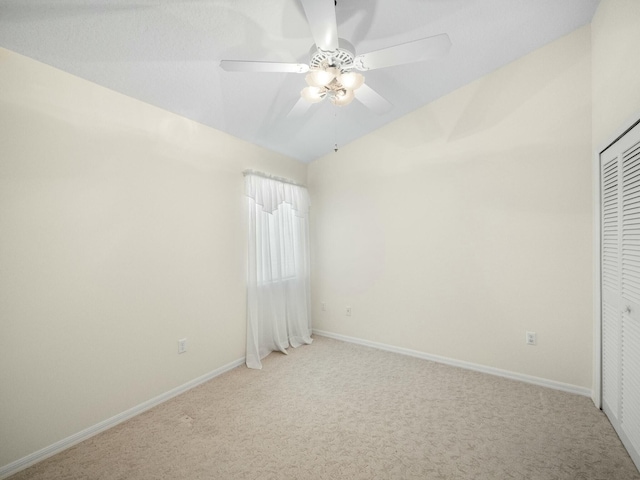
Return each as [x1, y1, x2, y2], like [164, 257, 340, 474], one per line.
[338, 71, 364, 90]
[301, 86, 326, 103]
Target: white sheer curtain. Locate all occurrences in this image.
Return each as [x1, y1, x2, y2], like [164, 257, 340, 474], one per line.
[244, 172, 312, 369]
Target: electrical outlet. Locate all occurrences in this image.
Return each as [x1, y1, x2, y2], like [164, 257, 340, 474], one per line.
[322, 302, 326, 312]
[346, 306, 352, 316]
[526, 331, 536, 346]
[178, 338, 187, 354]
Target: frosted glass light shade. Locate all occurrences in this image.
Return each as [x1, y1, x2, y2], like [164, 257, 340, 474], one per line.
[301, 86, 326, 103]
[304, 73, 316, 87]
[338, 71, 364, 90]
[308, 67, 337, 87]
[331, 89, 355, 106]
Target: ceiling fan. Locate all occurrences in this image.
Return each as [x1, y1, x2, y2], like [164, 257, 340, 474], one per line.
[220, 0, 451, 116]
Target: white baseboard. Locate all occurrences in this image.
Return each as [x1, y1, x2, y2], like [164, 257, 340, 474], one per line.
[313, 329, 592, 398]
[0, 357, 246, 480]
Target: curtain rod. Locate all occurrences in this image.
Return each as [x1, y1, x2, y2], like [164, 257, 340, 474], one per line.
[242, 169, 306, 188]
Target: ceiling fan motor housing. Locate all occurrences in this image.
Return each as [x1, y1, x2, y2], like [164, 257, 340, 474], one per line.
[309, 38, 356, 72]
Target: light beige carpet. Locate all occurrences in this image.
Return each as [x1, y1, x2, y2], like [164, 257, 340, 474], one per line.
[10, 336, 640, 479]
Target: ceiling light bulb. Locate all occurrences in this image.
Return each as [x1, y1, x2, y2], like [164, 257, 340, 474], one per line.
[331, 88, 355, 107]
[301, 86, 326, 103]
[338, 71, 365, 90]
[309, 67, 337, 87]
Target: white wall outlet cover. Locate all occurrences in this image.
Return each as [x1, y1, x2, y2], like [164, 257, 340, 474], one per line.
[526, 331, 536, 345]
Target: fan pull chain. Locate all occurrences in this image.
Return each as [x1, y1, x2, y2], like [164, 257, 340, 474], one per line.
[334, 111, 339, 153]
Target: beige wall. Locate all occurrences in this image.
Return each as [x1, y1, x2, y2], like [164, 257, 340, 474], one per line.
[0, 48, 306, 467]
[309, 26, 593, 388]
[592, 0, 640, 151]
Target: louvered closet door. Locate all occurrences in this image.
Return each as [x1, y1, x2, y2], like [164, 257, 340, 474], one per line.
[601, 120, 640, 472]
[601, 148, 620, 422]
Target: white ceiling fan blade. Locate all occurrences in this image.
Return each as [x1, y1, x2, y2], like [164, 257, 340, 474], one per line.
[355, 84, 393, 115]
[354, 33, 452, 71]
[286, 97, 313, 118]
[220, 60, 309, 73]
[299, 0, 339, 52]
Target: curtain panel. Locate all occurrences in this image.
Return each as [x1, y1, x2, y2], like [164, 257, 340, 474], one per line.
[245, 173, 312, 369]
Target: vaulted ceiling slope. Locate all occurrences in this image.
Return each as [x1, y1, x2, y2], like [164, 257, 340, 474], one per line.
[0, 0, 599, 162]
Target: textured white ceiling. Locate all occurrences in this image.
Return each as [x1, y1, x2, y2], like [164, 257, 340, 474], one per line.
[0, 0, 599, 162]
